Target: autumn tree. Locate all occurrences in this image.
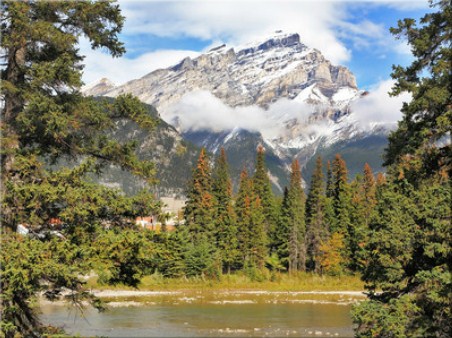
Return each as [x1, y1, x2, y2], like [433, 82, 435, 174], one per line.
[184, 148, 216, 241]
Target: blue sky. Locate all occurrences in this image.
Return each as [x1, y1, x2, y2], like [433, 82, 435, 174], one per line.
[81, 0, 430, 91]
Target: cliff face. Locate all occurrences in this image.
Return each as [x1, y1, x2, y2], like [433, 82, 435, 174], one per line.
[87, 32, 358, 112]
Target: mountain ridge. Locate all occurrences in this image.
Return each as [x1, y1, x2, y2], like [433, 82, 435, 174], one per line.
[84, 31, 388, 191]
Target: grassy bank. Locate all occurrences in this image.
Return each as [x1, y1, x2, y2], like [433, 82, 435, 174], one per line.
[86, 272, 364, 292]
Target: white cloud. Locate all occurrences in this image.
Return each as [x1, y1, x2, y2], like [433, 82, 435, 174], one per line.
[79, 39, 199, 86]
[78, 1, 424, 87]
[165, 90, 314, 139]
[351, 79, 411, 129]
[118, 1, 351, 64]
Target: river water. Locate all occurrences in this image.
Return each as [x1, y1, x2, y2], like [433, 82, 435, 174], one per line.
[40, 291, 360, 337]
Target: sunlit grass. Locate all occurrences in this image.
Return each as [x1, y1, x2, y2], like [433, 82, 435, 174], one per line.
[86, 272, 364, 292]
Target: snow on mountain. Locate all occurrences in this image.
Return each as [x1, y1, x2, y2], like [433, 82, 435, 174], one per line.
[83, 31, 388, 189]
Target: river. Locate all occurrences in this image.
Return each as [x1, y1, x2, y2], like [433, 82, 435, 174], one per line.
[40, 291, 361, 337]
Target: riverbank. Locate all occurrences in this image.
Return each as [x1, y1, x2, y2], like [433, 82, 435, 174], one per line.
[39, 273, 367, 308]
[85, 272, 365, 293]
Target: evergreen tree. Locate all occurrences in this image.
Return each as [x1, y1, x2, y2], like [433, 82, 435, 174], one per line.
[276, 187, 291, 269]
[353, 178, 451, 337]
[305, 156, 328, 273]
[1, 1, 156, 230]
[330, 154, 351, 234]
[326, 160, 334, 198]
[278, 160, 306, 273]
[353, 1, 452, 336]
[212, 148, 238, 273]
[348, 164, 377, 271]
[235, 169, 267, 269]
[184, 148, 216, 241]
[252, 145, 277, 250]
[0, 2, 159, 336]
[384, 0, 451, 180]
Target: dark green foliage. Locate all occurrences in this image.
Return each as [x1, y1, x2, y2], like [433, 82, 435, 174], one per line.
[348, 164, 377, 271]
[90, 229, 155, 288]
[0, 235, 102, 338]
[253, 146, 278, 251]
[354, 2, 452, 335]
[276, 188, 291, 269]
[353, 179, 451, 337]
[385, 0, 452, 179]
[0, 1, 160, 336]
[212, 148, 238, 273]
[330, 154, 351, 234]
[277, 160, 306, 273]
[184, 239, 221, 279]
[235, 169, 267, 269]
[305, 156, 328, 273]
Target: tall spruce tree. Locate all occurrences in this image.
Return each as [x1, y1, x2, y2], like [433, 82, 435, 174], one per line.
[305, 156, 328, 273]
[278, 160, 306, 273]
[0, 1, 159, 336]
[326, 160, 334, 198]
[353, 1, 452, 336]
[184, 148, 216, 241]
[348, 164, 377, 271]
[252, 145, 277, 250]
[276, 187, 291, 270]
[330, 154, 351, 234]
[235, 169, 267, 269]
[212, 148, 238, 273]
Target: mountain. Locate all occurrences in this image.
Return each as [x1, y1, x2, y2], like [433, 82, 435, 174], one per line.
[94, 100, 200, 197]
[85, 31, 388, 191]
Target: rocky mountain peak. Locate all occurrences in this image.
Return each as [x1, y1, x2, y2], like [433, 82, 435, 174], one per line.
[81, 32, 385, 194]
[82, 77, 116, 97]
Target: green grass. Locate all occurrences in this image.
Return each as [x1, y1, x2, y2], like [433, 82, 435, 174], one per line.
[86, 272, 364, 292]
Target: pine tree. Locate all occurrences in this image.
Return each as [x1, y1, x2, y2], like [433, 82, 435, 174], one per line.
[252, 145, 277, 250]
[0, 2, 159, 336]
[384, 0, 451, 180]
[330, 154, 351, 234]
[235, 169, 267, 269]
[305, 156, 328, 273]
[353, 1, 452, 336]
[347, 164, 377, 271]
[326, 160, 334, 198]
[276, 187, 291, 270]
[184, 148, 216, 242]
[212, 148, 238, 273]
[278, 160, 306, 273]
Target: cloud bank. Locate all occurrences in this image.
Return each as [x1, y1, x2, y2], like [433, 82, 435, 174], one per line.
[165, 90, 314, 139]
[165, 79, 411, 142]
[351, 79, 411, 130]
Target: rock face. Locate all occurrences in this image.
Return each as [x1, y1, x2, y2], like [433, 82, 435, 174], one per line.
[84, 31, 385, 191]
[88, 32, 357, 112]
[82, 78, 116, 97]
